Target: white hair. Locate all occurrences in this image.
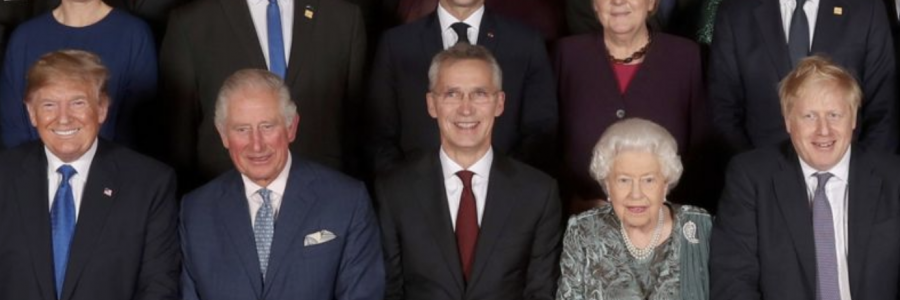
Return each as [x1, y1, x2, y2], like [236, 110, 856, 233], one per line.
[589, 118, 683, 194]
[214, 69, 297, 129]
[427, 43, 503, 91]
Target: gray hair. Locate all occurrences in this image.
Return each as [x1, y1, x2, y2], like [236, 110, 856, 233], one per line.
[589, 118, 683, 194]
[214, 69, 297, 129]
[427, 43, 503, 91]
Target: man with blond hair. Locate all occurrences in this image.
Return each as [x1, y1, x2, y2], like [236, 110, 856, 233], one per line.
[711, 55, 900, 300]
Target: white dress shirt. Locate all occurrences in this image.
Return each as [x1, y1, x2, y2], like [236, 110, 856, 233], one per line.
[896, 0, 900, 21]
[440, 147, 493, 230]
[243, 154, 292, 226]
[798, 147, 851, 300]
[247, 0, 294, 68]
[46, 139, 99, 220]
[779, 0, 819, 48]
[437, 4, 484, 49]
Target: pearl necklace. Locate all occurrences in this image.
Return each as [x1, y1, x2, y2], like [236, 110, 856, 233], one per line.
[620, 207, 664, 260]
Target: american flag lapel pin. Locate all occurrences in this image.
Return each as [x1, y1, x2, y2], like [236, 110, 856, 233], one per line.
[103, 188, 113, 197]
[305, 5, 315, 19]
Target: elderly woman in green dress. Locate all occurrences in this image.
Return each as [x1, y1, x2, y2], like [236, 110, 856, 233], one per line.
[556, 118, 711, 300]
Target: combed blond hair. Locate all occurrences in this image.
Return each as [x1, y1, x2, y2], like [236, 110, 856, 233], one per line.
[778, 55, 862, 116]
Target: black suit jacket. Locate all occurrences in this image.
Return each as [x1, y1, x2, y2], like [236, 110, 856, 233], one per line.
[710, 143, 900, 299]
[374, 153, 562, 300]
[0, 140, 180, 300]
[160, 0, 366, 189]
[367, 11, 557, 175]
[709, 0, 897, 153]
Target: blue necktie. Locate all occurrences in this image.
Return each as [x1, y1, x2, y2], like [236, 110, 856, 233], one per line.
[51, 165, 77, 299]
[254, 188, 275, 277]
[812, 172, 840, 300]
[267, 0, 287, 78]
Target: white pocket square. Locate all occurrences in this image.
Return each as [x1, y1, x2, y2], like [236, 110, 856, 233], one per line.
[304, 230, 336, 246]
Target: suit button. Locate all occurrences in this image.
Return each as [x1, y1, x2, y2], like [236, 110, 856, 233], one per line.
[616, 109, 626, 119]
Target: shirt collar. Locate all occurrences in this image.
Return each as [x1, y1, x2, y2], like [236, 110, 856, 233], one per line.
[798, 146, 851, 183]
[439, 147, 493, 181]
[437, 3, 485, 32]
[242, 153, 292, 199]
[780, 0, 819, 7]
[46, 138, 98, 180]
[248, 0, 285, 6]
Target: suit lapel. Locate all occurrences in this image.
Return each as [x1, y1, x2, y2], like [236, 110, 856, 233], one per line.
[421, 13, 445, 63]
[846, 150, 880, 295]
[810, 0, 849, 55]
[285, 0, 318, 86]
[415, 155, 466, 292]
[217, 172, 264, 298]
[753, 0, 792, 77]
[772, 146, 817, 291]
[60, 142, 119, 300]
[476, 11, 498, 53]
[219, 0, 268, 69]
[14, 145, 56, 300]
[465, 156, 516, 295]
[262, 160, 316, 297]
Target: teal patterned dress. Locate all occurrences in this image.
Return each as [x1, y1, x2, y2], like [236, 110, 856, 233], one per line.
[556, 203, 711, 300]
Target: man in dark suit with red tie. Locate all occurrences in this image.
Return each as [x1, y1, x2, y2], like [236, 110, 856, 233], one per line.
[0, 50, 179, 300]
[367, 0, 557, 177]
[374, 44, 562, 300]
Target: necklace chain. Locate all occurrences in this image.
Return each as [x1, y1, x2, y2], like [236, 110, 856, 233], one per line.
[607, 33, 652, 65]
[620, 207, 664, 260]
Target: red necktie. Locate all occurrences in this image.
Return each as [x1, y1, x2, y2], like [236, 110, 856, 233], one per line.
[455, 170, 479, 281]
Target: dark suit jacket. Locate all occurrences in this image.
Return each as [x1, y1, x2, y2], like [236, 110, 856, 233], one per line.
[0, 140, 180, 300]
[181, 158, 384, 300]
[374, 153, 562, 300]
[709, 0, 897, 153]
[367, 11, 557, 175]
[160, 0, 366, 189]
[710, 143, 900, 299]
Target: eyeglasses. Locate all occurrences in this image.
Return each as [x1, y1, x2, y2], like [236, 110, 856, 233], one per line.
[432, 89, 499, 105]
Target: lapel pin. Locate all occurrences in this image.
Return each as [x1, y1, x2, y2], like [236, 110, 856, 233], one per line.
[487, 31, 495, 39]
[103, 188, 113, 197]
[305, 5, 315, 19]
[833, 6, 843, 15]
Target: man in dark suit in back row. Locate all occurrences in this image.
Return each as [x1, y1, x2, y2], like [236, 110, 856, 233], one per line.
[711, 56, 900, 299]
[161, 0, 366, 191]
[709, 0, 897, 154]
[0, 50, 179, 300]
[367, 0, 557, 177]
[375, 44, 562, 300]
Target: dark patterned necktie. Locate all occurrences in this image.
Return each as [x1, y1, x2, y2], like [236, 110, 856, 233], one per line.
[788, 0, 810, 66]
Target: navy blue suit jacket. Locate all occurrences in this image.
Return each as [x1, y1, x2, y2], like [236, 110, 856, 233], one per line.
[180, 157, 384, 300]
